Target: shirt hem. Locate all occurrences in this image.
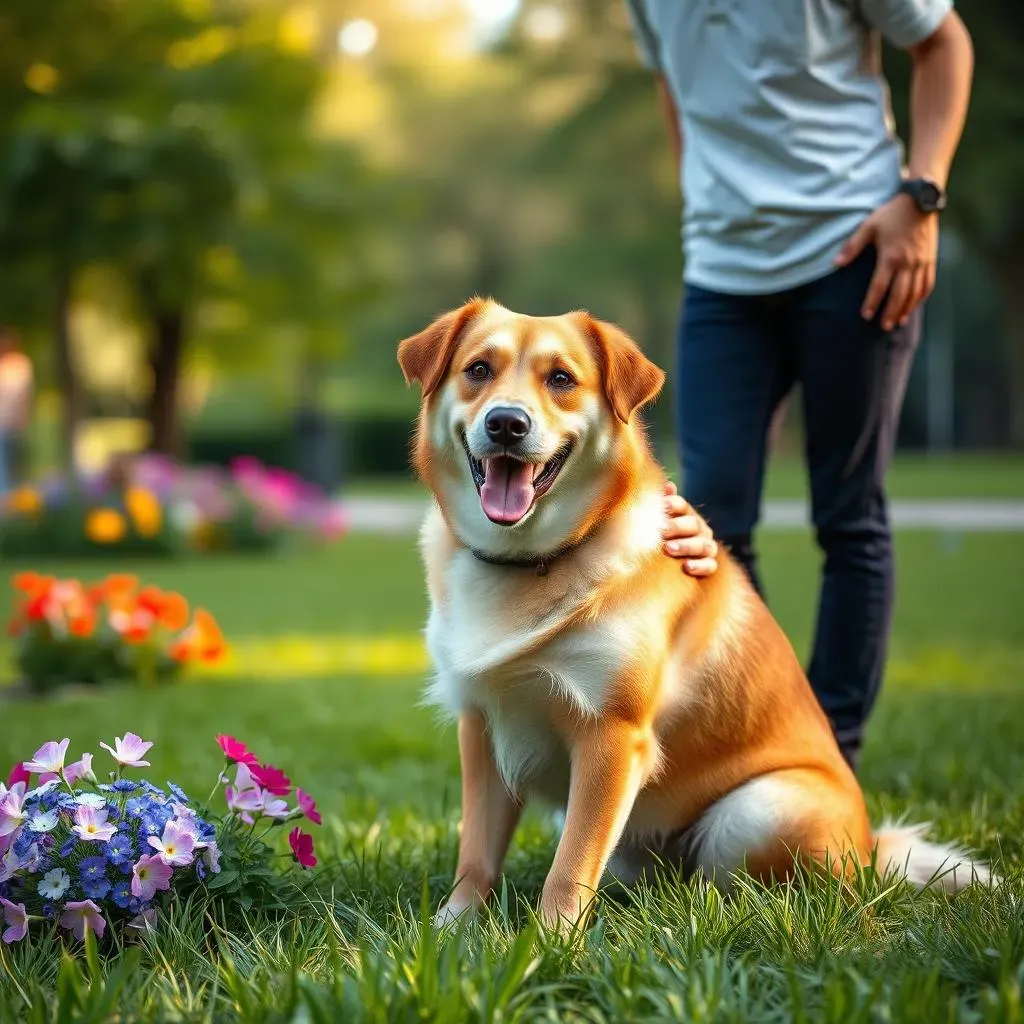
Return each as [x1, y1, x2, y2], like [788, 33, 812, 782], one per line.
[683, 245, 858, 296]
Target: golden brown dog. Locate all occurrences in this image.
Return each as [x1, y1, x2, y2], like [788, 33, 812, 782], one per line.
[398, 298, 991, 929]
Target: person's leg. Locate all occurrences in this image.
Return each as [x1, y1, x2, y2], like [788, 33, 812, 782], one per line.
[677, 285, 794, 594]
[792, 250, 921, 769]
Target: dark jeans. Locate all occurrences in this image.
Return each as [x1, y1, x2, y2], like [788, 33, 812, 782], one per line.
[677, 249, 920, 769]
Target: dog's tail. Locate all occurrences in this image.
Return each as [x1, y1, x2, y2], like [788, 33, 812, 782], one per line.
[872, 821, 996, 892]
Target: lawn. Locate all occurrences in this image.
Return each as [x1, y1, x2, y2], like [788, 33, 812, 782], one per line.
[1, 516, 1023, 1020]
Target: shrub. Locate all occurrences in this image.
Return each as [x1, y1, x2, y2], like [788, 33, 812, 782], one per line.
[7, 572, 226, 694]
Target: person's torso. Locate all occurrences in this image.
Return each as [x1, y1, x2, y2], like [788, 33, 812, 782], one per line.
[638, 0, 904, 293]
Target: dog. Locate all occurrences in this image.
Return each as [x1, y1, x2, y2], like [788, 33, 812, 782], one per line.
[398, 298, 992, 930]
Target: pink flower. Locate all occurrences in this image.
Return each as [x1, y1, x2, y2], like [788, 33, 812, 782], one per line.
[59, 900, 106, 942]
[131, 855, 173, 900]
[216, 735, 259, 767]
[0, 785, 27, 839]
[288, 828, 317, 869]
[100, 732, 152, 768]
[260, 794, 290, 819]
[296, 789, 322, 826]
[72, 804, 117, 843]
[5, 764, 30, 789]
[250, 764, 290, 797]
[42, 752, 95, 787]
[147, 821, 196, 867]
[22, 739, 70, 776]
[1, 898, 28, 943]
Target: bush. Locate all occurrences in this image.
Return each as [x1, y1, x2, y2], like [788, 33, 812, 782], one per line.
[7, 572, 227, 694]
[0, 455, 348, 559]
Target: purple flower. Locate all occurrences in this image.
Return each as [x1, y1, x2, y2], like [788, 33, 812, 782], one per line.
[72, 804, 117, 843]
[100, 733, 153, 768]
[59, 900, 106, 942]
[111, 779, 139, 794]
[147, 821, 195, 867]
[1, 898, 28, 944]
[79, 856, 107, 883]
[59, 836, 78, 859]
[81, 876, 111, 901]
[22, 739, 70, 776]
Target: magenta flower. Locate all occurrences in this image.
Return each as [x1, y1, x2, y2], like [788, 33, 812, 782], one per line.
[288, 828, 317, 869]
[0, 785, 27, 839]
[131, 855, 174, 900]
[21, 739, 70, 776]
[147, 821, 196, 867]
[5, 764, 30, 789]
[1, 898, 28, 944]
[100, 732, 153, 768]
[72, 804, 117, 843]
[59, 900, 106, 942]
[250, 763, 290, 797]
[216, 735, 259, 767]
[296, 789, 322, 825]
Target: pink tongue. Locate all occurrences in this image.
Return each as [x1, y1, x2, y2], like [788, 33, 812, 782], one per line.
[480, 457, 535, 524]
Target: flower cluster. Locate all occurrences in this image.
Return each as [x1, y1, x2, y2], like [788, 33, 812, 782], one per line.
[0, 453, 347, 559]
[0, 733, 321, 946]
[7, 573, 226, 693]
[0, 735, 217, 944]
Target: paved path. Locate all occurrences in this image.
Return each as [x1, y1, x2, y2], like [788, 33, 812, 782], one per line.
[342, 496, 1024, 534]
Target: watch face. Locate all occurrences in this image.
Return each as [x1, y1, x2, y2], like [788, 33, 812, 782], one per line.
[910, 179, 946, 212]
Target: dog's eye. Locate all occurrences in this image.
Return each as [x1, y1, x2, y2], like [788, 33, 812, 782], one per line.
[465, 361, 491, 382]
[548, 369, 576, 389]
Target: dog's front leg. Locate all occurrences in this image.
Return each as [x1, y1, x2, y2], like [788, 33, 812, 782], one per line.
[539, 719, 652, 930]
[435, 707, 522, 927]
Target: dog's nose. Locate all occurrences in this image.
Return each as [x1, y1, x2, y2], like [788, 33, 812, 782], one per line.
[484, 406, 532, 446]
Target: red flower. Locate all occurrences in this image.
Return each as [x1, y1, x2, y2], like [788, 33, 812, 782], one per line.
[6, 763, 30, 788]
[251, 763, 290, 796]
[288, 828, 317, 869]
[215, 735, 259, 767]
[296, 788, 322, 826]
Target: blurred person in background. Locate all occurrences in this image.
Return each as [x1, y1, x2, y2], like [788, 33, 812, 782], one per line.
[627, 0, 973, 768]
[0, 327, 34, 496]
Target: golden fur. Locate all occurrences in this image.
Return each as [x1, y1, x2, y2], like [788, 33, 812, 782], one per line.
[398, 299, 992, 929]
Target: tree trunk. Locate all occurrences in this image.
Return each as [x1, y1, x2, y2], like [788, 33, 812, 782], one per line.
[146, 308, 185, 457]
[54, 263, 79, 472]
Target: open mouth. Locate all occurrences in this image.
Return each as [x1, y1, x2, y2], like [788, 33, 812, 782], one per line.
[461, 434, 573, 526]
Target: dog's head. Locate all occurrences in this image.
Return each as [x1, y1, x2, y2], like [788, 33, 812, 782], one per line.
[398, 299, 664, 554]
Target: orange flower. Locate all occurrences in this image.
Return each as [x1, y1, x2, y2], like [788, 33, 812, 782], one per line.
[69, 610, 96, 638]
[4, 486, 43, 516]
[171, 608, 226, 663]
[136, 586, 165, 617]
[158, 591, 189, 631]
[85, 508, 127, 544]
[125, 486, 163, 537]
[12, 572, 53, 595]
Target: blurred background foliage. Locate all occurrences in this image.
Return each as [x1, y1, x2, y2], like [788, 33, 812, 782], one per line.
[0, 0, 1021, 486]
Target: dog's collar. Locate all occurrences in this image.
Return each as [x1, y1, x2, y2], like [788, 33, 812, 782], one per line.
[469, 532, 592, 577]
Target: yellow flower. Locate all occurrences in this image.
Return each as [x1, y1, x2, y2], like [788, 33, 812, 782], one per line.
[125, 486, 163, 537]
[4, 486, 42, 517]
[85, 508, 127, 545]
[24, 63, 60, 95]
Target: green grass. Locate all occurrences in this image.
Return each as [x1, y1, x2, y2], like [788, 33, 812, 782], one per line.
[1, 523, 1023, 1021]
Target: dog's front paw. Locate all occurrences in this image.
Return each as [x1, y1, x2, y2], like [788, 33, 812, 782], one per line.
[433, 897, 476, 930]
[538, 882, 594, 936]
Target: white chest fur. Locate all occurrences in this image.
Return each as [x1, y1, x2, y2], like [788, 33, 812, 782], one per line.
[421, 489, 669, 798]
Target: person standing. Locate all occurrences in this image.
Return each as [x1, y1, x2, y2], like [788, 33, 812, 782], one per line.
[0, 328, 34, 496]
[626, 0, 973, 768]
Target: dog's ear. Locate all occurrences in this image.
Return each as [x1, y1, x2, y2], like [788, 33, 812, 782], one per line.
[397, 299, 486, 398]
[577, 313, 665, 423]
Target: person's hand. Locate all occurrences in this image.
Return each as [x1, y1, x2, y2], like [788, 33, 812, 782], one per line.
[834, 193, 938, 332]
[662, 481, 718, 578]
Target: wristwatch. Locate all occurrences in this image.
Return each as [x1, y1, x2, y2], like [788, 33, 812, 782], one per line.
[899, 178, 947, 214]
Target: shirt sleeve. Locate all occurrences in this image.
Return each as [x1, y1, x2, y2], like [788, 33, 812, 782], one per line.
[858, 0, 953, 48]
[623, 0, 662, 70]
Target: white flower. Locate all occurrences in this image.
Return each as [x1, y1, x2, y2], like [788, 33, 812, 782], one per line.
[37, 867, 70, 900]
[75, 793, 107, 810]
[203, 841, 222, 875]
[27, 810, 59, 833]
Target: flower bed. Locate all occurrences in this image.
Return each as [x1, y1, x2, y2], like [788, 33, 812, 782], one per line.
[0, 455, 348, 558]
[8, 572, 226, 694]
[0, 733, 320, 946]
